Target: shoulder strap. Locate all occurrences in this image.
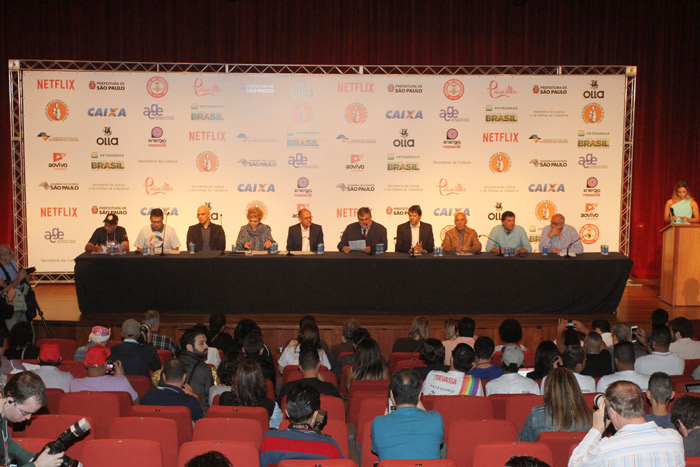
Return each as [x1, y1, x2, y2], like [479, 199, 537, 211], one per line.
[186, 358, 203, 385]
[0, 263, 10, 282]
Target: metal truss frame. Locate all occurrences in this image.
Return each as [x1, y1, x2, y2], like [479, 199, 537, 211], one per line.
[8, 60, 635, 283]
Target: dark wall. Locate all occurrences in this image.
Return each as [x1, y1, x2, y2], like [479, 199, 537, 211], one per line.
[1, 0, 698, 278]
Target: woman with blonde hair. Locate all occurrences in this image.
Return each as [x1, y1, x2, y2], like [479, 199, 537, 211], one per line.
[236, 206, 274, 251]
[518, 367, 592, 441]
[392, 316, 430, 352]
[664, 181, 699, 224]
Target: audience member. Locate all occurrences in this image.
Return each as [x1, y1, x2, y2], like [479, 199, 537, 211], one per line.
[73, 325, 111, 361]
[609, 323, 646, 370]
[527, 341, 562, 381]
[209, 350, 244, 407]
[442, 317, 476, 365]
[5, 322, 39, 360]
[651, 308, 669, 328]
[669, 317, 700, 359]
[287, 315, 333, 358]
[505, 456, 551, 467]
[569, 380, 684, 466]
[192, 323, 222, 368]
[592, 319, 613, 348]
[581, 332, 613, 378]
[260, 384, 343, 467]
[178, 327, 214, 410]
[141, 358, 204, 421]
[278, 322, 331, 373]
[334, 327, 370, 378]
[644, 372, 675, 430]
[496, 318, 526, 351]
[331, 319, 360, 365]
[35, 342, 73, 392]
[70, 345, 138, 401]
[143, 309, 176, 356]
[670, 395, 700, 457]
[486, 346, 540, 396]
[541, 345, 594, 393]
[441, 319, 458, 346]
[414, 338, 448, 380]
[554, 319, 585, 353]
[392, 316, 429, 352]
[185, 451, 232, 467]
[596, 342, 650, 393]
[371, 369, 443, 461]
[518, 367, 592, 441]
[344, 338, 390, 391]
[207, 312, 234, 353]
[468, 336, 504, 380]
[221, 359, 282, 428]
[109, 318, 161, 378]
[278, 346, 341, 402]
[634, 326, 684, 376]
[243, 332, 276, 383]
[422, 343, 483, 396]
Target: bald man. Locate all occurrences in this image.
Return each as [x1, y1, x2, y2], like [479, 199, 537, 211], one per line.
[539, 213, 582, 254]
[186, 205, 226, 252]
[286, 208, 324, 252]
[441, 212, 481, 253]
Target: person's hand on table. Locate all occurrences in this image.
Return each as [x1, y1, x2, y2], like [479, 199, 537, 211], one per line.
[342, 246, 351, 253]
[263, 240, 272, 250]
[244, 242, 252, 250]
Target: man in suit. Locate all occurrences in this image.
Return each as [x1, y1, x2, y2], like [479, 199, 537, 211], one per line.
[286, 208, 324, 252]
[186, 205, 226, 252]
[395, 204, 434, 253]
[338, 206, 388, 254]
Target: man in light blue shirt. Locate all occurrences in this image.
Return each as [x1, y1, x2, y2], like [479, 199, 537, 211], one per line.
[539, 213, 583, 254]
[485, 211, 532, 254]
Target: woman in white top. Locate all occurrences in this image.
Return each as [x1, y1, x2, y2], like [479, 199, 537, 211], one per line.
[278, 322, 331, 373]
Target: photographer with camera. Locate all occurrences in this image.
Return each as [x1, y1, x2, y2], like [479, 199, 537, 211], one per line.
[260, 383, 342, 467]
[569, 380, 684, 466]
[70, 345, 138, 402]
[0, 245, 37, 333]
[109, 319, 161, 378]
[1, 371, 65, 466]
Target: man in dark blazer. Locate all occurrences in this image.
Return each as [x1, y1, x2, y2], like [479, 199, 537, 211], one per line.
[338, 206, 388, 253]
[186, 205, 226, 251]
[109, 319, 161, 378]
[286, 208, 324, 251]
[395, 204, 435, 253]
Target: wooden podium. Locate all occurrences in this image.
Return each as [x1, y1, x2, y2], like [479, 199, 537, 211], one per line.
[660, 224, 700, 306]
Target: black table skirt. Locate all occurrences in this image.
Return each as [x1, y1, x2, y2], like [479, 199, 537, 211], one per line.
[74, 252, 632, 315]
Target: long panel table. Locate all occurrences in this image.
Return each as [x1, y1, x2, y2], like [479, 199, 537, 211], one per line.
[74, 251, 633, 315]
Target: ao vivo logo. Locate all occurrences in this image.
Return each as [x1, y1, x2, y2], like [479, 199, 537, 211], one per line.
[438, 178, 466, 196]
[237, 183, 275, 192]
[582, 203, 599, 219]
[433, 208, 470, 216]
[346, 154, 365, 171]
[49, 152, 67, 169]
[488, 80, 516, 98]
[144, 177, 174, 195]
[88, 107, 126, 117]
[40, 207, 77, 217]
[529, 183, 565, 192]
[44, 227, 65, 243]
[37, 79, 74, 90]
[193, 77, 223, 96]
[385, 110, 423, 119]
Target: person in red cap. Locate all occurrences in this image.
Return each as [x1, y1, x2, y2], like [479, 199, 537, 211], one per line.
[84, 213, 129, 253]
[69, 345, 138, 402]
[35, 342, 73, 392]
[73, 325, 111, 361]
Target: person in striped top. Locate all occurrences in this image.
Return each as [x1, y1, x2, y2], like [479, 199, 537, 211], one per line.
[421, 343, 483, 396]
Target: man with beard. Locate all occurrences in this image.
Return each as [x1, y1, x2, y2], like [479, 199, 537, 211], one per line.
[177, 327, 213, 410]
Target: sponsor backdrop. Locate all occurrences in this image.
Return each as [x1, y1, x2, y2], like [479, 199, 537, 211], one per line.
[23, 71, 625, 273]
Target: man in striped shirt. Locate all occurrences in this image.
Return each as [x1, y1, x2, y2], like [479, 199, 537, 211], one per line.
[569, 380, 684, 466]
[422, 343, 483, 396]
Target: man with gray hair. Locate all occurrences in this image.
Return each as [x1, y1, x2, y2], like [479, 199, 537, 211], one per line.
[569, 380, 684, 466]
[539, 213, 583, 254]
[337, 207, 387, 254]
[142, 309, 176, 356]
[109, 318, 161, 378]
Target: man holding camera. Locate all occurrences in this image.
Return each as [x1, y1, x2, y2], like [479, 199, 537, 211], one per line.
[109, 318, 161, 378]
[260, 384, 343, 467]
[0, 244, 37, 332]
[569, 380, 684, 466]
[1, 371, 66, 467]
[70, 345, 139, 402]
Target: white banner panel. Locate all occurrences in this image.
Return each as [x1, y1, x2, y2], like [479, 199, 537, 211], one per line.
[22, 71, 626, 273]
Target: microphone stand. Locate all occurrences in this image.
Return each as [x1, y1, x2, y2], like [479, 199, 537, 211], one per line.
[479, 234, 503, 256]
[564, 237, 583, 258]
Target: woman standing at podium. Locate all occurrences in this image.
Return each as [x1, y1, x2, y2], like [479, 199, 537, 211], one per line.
[664, 181, 699, 224]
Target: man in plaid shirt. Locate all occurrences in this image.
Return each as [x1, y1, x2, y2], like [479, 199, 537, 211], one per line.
[143, 309, 176, 356]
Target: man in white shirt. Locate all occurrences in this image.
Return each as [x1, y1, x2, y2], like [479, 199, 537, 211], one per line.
[35, 342, 73, 393]
[634, 326, 684, 376]
[286, 208, 324, 252]
[669, 317, 700, 360]
[569, 380, 684, 466]
[134, 208, 181, 253]
[485, 345, 540, 396]
[597, 342, 650, 393]
[422, 343, 483, 396]
[542, 345, 595, 394]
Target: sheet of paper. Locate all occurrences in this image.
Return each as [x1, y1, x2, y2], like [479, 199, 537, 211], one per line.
[348, 240, 367, 251]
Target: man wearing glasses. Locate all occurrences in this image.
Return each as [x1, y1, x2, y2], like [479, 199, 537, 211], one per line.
[1, 371, 65, 466]
[539, 213, 583, 254]
[134, 208, 181, 253]
[286, 208, 324, 252]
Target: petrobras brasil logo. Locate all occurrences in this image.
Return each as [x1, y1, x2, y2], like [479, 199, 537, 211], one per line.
[191, 103, 224, 121]
[237, 183, 276, 192]
[433, 207, 470, 216]
[485, 105, 518, 123]
[87, 107, 127, 117]
[288, 131, 320, 147]
[336, 183, 375, 192]
[528, 183, 565, 193]
[577, 130, 610, 148]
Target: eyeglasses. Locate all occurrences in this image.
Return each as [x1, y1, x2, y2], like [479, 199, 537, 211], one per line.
[14, 402, 33, 417]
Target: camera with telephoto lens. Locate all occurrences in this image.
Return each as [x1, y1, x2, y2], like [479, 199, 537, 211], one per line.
[31, 417, 91, 467]
[593, 394, 610, 424]
[25, 267, 36, 275]
[137, 322, 151, 345]
[313, 409, 328, 433]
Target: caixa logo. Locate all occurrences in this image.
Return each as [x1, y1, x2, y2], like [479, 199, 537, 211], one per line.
[528, 183, 565, 192]
[44, 227, 64, 243]
[237, 183, 275, 192]
[140, 207, 179, 216]
[87, 107, 127, 117]
[433, 208, 470, 216]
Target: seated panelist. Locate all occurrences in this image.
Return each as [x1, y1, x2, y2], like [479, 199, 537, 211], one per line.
[236, 206, 273, 251]
[85, 213, 129, 253]
[441, 211, 480, 253]
[395, 204, 434, 254]
[286, 208, 324, 252]
[337, 207, 387, 254]
[186, 205, 226, 252]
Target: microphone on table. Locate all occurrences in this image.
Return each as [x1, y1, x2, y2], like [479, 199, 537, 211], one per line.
[479, 234, 503, 256]
[564, 236, 583, 257]
[219, 213, 226, 255]
[161, 211, 170, 256]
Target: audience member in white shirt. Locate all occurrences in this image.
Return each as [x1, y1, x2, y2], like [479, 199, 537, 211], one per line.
[634, 326, 684, 376]
[669, 317, 700, 360]
[542, 345, 595, 394]
[597, 342, 650, 393]
[485, 345, 540, 396]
